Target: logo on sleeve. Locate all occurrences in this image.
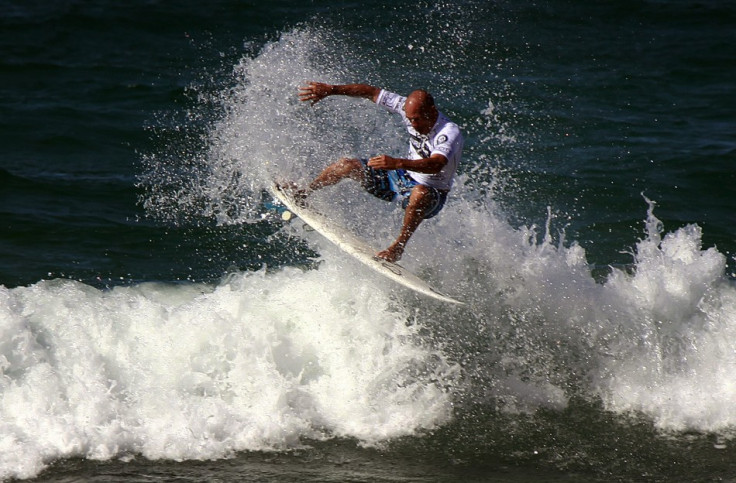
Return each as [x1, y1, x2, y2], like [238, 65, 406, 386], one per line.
[436, 134, 448, 145]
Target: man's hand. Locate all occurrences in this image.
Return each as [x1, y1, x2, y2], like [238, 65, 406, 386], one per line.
[299, 82, 333, 105]
[370, 153, 447, 174]
[367, 155, 400, 170]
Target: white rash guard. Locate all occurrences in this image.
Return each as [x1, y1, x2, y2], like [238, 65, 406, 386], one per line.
[375, 89, 464, 191]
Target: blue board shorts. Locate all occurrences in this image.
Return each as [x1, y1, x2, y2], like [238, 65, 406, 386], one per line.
[359, 159, 448, 220]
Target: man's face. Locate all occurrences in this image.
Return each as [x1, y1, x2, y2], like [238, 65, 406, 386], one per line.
[404, 98, 435, 135]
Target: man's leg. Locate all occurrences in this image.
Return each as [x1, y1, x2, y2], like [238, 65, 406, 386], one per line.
[376, 184, 434, 262]
[308, 157, 364, 191]
[282, 157, 364, 205]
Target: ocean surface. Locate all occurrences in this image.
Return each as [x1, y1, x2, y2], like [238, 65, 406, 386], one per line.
[1, 0, 735, 481]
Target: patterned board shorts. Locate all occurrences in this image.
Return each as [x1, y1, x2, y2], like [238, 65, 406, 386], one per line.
[359, 159, 448, 220]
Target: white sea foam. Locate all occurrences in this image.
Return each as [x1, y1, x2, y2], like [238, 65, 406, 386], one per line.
[0, 265, 459, 479]
[5, 188, 734, 480]
[593, 202, 736, 432]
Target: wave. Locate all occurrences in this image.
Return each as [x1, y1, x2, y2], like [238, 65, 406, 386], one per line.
[0, 268, 459, 479]
[2, 188, 734, 480]
[4, 15, 735, 481]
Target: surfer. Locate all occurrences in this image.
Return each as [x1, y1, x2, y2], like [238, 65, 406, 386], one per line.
[296, 82, 464, 262]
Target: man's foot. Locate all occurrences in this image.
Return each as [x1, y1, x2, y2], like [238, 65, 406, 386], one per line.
[276, 182, 310, 207]
[376, 243, 404, 263]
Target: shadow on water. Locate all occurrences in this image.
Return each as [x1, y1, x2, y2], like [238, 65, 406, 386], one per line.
[27, 399, 736, 482]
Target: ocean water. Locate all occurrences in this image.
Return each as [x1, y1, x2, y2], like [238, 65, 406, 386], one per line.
[1, 0, 735, 481]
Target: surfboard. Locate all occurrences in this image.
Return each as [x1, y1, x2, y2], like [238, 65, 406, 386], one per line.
[270, 182, 463, 305]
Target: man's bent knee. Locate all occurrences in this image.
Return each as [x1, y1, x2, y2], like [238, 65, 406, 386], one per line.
[407, 185, 433, 209]
[337, 157, 362, 170]
[336, 157, 364, 179]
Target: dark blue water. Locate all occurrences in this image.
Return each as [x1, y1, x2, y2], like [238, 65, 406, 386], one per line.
[2, 1, 736, 481]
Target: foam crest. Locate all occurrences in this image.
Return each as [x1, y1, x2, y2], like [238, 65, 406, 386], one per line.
[396, 189, 736, 430]
[594, 204, 735, 432]
[0, 268, 459, 480]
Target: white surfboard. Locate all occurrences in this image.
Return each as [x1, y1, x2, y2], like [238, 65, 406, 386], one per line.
[271, 183, 463, 305]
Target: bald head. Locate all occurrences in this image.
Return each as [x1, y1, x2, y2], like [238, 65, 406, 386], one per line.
[404, 89, 438, 135]
[406, 89, 435, 108]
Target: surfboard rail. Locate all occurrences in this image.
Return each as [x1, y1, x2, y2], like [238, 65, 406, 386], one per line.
[270, 182, 464, 305]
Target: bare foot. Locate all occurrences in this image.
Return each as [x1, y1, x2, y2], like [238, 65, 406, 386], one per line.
[376, 243, 404, 263]
[277, 182, 310, 207]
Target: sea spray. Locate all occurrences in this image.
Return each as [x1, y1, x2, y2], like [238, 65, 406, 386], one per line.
[596, 200, 735, 432]
[415, 192, 736, 432]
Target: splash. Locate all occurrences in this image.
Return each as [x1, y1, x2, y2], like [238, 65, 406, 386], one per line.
[424, 192, 736, 431]
[137, 24, 736, 438]
[596, 198, 736, 432]
[140, 27, 405, 228]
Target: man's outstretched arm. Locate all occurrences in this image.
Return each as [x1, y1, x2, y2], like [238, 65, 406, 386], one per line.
[299, 82, 380, 105]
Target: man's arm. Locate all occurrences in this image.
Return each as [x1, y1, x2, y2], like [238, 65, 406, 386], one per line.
[367, 153, 447, 174]
[299, 82, 380, 105]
